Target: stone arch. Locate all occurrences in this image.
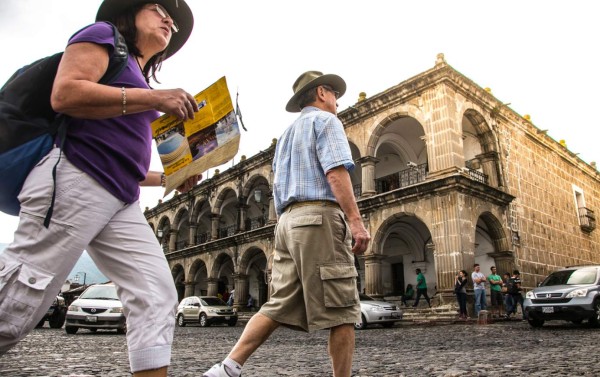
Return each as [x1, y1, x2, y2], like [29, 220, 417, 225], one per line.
[188, 258, 209, 296]
[463, 108, 498, 154]
[366, 212, 435, 297]
[171, 263, 185, 302]
[173, 208, 190, 249]
[238, 246, 268, 308]
[213, 184, 238, 213]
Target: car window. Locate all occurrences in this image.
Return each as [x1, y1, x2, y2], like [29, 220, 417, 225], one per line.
[201, 297, 227, 306]
[541, 268, 598, 286]
[79, 285, 119, 300]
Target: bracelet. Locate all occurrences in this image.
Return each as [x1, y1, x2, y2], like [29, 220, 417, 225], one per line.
[160, 172, 166, 187]
[121, 87, 127, 116]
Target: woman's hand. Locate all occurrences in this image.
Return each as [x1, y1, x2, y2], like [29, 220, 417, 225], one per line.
[152, 89, 199, 121]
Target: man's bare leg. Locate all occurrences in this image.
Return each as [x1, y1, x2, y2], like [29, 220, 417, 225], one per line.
[328, 324, 355, 377]
[228, 313, 280, 365]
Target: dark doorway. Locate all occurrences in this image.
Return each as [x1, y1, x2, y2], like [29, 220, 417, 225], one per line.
[392, 263, 405, 295]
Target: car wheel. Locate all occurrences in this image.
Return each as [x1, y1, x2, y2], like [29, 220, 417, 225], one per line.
[199, 313, 209, 327]
[227, 319, 237, 327]
[354, 314, 367, 330]
[527, 318, 544, 328]
[65, 326, 78, 334]
[588, 300, 600, 327]
[382, 322, 395, 328]
[36, 319, 45, 328]
[177, 314, 186, 327]
[49, 311, 66, 329]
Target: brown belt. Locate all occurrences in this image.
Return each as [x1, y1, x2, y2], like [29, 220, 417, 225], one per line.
[285, 200, 340, 212]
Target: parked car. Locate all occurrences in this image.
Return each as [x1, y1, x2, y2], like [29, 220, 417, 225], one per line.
[354, 293, 403, 330]
[65, 283, 126, 334]
[176, 296, 237, 327]
[524, 265, 600, 327]
[36, 294, 67, 328]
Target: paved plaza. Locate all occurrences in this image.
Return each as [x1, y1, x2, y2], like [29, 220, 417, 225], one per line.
[1, 320, 598, 376]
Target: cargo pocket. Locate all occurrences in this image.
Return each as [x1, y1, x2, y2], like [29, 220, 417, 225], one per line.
[319, 264, 359, 308]
[0, 260, 54, 339]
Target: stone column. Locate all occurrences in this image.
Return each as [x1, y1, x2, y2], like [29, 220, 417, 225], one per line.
[184, 281, 195, 298]
[168, 229, 177, 253]
[238, 203, 248, 232]
[210, 214, 220, 240]
[423, 85, 462, 174]
[188, 223, 197, 246]
[364, 254, 386, 298]
[233, 274, 249, 311]
[430, 192, 470, 295]
[358, 156, 379, 197]
[267, 194, 277, 224]
[478, 152, 500, 188]
[206, 278, 219, 297]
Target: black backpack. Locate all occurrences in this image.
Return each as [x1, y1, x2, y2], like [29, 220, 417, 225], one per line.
[0, 22, 128, 227]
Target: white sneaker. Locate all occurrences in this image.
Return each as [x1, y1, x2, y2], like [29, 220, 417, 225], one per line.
[203, 362, 240, 377]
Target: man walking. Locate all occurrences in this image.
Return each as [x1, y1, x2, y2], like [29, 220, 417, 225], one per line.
[203, 71, 370, 377]
[412, 268, 431, 308]
[472, 264, 487, 317]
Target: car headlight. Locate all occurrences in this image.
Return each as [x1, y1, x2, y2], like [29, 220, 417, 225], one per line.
[525, 291, 534, 299]
[368, 306, 380, 312]
[110, 307, 124, 314]
[566, 288, 589, 298]
[68, 305, 80, 312]
[208, 308, 218, 313]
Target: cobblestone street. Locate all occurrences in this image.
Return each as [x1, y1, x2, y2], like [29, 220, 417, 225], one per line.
[1, 320, 598, 376]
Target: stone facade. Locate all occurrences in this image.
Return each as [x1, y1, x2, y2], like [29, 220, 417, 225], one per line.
[145, 54, 599, 308]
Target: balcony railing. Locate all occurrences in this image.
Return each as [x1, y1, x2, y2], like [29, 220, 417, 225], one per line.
[218, 224, 237, 238]
[465, 167, 488, 185]
[376, 163, 428, 194]
[578, 207, 596, 232]
[196, 231, 211, 244]
[247, 214, 267, 230]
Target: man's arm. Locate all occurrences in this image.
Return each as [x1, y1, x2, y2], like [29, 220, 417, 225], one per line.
[326, 166, 370, 255]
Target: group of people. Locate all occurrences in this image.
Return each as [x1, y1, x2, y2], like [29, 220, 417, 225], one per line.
[455, 264, 525, 320]
[0, 1, 371, 376]
[400, 268, 432, 308]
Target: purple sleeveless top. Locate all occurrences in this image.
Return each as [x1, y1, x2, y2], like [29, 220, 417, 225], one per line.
[63, 22, 160, 204]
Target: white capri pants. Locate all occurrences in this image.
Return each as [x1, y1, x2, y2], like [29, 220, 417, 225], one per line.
[0, 148, 178, 372]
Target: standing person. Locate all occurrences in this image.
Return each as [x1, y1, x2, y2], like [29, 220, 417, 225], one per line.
[502, 272, 514, 318]
[227, 288, 235, 307]
[203, 71, 370, 377]
[454, 270, 469, 319]
[471, 264, 487, 317]
[0, 2, 198, 376]
[508, 270, 526, 320]
[488, 266, 504, 318]
[412, 268, 431, 308]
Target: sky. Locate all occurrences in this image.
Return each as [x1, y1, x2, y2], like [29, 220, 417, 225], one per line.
[1, 0, 599, 245]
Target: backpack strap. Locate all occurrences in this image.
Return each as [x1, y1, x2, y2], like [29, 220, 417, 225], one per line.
[43, 23, 129, 228]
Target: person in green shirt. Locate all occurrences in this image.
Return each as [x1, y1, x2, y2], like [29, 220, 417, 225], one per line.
[488, 266, 504, 318]
[412, 268, 431, 308]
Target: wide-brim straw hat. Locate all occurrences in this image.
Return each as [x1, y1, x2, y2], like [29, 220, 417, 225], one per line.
[96, 0, 193, 60]
[286, 71, 346, 113]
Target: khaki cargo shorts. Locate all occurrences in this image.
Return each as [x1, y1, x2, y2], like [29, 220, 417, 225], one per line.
[259, 202, 360, 332]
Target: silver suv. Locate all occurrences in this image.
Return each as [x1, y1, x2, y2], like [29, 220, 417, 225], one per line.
[524, 265, 600, 327]
[176, 296, 237, 327]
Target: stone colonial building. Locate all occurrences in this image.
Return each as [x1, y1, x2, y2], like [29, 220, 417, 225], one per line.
[144, 53, 599, 310]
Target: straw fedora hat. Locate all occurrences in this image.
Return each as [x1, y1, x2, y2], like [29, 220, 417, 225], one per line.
[96, 0, 193, 60]
[285, 71, 346, 113]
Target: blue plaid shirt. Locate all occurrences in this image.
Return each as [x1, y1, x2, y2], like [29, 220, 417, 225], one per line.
[273, 106, 354, 215]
